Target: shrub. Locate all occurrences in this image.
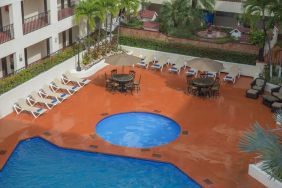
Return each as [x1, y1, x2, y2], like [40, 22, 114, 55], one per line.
[120, 36, 257, 65]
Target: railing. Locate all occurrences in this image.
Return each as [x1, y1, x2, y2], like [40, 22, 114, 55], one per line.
[23, 11, 50, 35]
[0, 24, 14, 44]
[58, 2, 75, 21]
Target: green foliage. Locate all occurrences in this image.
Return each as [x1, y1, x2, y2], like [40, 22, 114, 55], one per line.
[120, 36, 257, 65]
[159, 0, 194, 34]
[239, 122, 282, 181]
[126, 17, 143, 29]
[263, 64, 282, 85]
[0, 46, 78, 95]
[249, 30, 265, 48]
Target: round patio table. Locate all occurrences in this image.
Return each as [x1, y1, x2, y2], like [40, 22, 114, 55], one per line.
[111, 74, 134, 92]
[192, 77, 215, 96]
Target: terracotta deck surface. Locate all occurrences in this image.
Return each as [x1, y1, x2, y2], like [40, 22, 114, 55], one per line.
[0, 65, 275, 188]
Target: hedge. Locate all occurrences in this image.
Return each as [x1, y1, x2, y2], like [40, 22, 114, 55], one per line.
[0, 46, 78, 95]
[119, 36, 257, 65]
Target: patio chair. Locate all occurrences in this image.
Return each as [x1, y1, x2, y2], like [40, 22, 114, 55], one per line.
[186, 68, 198, 77]
[211, 79, 220, 97]
[186, 80, 198, 95]
[13, 98, 47, 118]
[271, 86, 282, 101]
[250, 77, 266, 94]
[39, 85, 69, 102]
[27, 91, 59, 109]
[111, 69, 117, 76]
[223, 66, 240, 84]
[62, 71, 91, 87]
[136, 55, 148, 68]
[129, 70, 136, 78]
[125, 81, 135, 94]
[50, 79, 80, 95]
[134, 75, 141, 93]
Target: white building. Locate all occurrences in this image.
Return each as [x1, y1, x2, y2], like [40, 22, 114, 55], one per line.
[0, 0, 81, 78]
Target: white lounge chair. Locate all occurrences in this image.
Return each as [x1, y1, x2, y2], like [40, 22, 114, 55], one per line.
[13, 98, 47, 118]
[62, 71, 91, 87]
[186, 68, 198, 77]
[207, 71, 217, 79]
[223, 66, 240, 84]
[136, 55, 157, 69]
[168, 57, 187, 74]
[50, 78, 80, 95]
[150, 55, 169, 71]
[27, 91, 59, 109]
[136, 55, 148, 68]
[39, 85, 69, 102]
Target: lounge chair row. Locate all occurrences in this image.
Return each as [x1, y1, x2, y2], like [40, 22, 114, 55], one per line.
[137, 55, 241, 83]
[13, 71, 91, 118]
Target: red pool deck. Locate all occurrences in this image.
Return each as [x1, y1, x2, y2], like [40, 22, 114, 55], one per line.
[0, 65, 275, 187]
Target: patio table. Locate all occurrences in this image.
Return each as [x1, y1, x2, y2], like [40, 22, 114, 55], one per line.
[192, 77, 215, 96]
[111, 74, 134, 92]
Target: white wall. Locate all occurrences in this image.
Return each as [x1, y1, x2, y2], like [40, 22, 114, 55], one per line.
[27, 39, 47, 64]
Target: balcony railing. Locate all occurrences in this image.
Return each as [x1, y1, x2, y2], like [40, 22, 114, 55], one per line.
[0, 24, 14, 44]
[23, 11, 50, 35]
[58, 2, 75, 21]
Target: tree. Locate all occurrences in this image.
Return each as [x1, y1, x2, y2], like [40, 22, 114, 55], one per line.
[239, 120, 282, 181]
[158, 0, 192, 34]
[75, 0, 97, 50]
[191, 0, 215, 11]
[244, 0, 282, 78]
[92, 0, 106, 50]
[117, 0, 139, 45]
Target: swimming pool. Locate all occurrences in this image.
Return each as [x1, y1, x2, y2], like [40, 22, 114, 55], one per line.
[0, 138, 201, 188]
[96, 112, 181, 148]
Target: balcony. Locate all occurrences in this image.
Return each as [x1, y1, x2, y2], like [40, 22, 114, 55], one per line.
[23, 11, 50, 35]
[58, 1, 75, 21]
[0, 24, 14, 44]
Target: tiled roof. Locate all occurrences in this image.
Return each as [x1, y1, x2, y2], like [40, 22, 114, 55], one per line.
[139, 10, 157, 19]
[143, 22, 160, 31]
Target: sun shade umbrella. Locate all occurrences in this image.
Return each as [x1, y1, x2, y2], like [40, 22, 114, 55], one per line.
[186, 58, 223, 72]
[105, 53, 141, 66]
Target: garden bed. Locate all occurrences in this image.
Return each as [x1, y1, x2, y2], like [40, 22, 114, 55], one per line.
[119, 36, 257, 65]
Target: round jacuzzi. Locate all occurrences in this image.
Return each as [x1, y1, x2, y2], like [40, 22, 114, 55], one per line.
[96, 112, 181, 148]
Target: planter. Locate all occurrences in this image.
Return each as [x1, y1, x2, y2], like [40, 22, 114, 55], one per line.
[249, 163, 282, 188]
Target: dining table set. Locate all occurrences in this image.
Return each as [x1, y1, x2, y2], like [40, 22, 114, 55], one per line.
[105, 69, 141, 93]
[187, 75, 220, 97]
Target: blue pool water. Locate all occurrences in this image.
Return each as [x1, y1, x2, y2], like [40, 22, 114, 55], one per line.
[96, 112, 181, 148]
[0, 138, 201, 188]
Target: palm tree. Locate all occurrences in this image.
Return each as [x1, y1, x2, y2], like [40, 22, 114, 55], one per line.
[191, 0, 215, 11]
[159, 0, 192, 34]
[243, 0, 282, 78]
[91, 0, 106, 50]
[116, 0, 139, 45]
[239, 117, 282, 181]
[75, 0, 97, 50]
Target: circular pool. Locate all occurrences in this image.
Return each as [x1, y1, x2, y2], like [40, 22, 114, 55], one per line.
[96, 112, 181, 148]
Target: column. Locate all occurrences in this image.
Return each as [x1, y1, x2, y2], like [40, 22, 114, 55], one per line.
[50, 33, 60, 53]
[14, 49, 26, 70]
[48, 0, 58, 24]
[11, 1, 23, 39]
